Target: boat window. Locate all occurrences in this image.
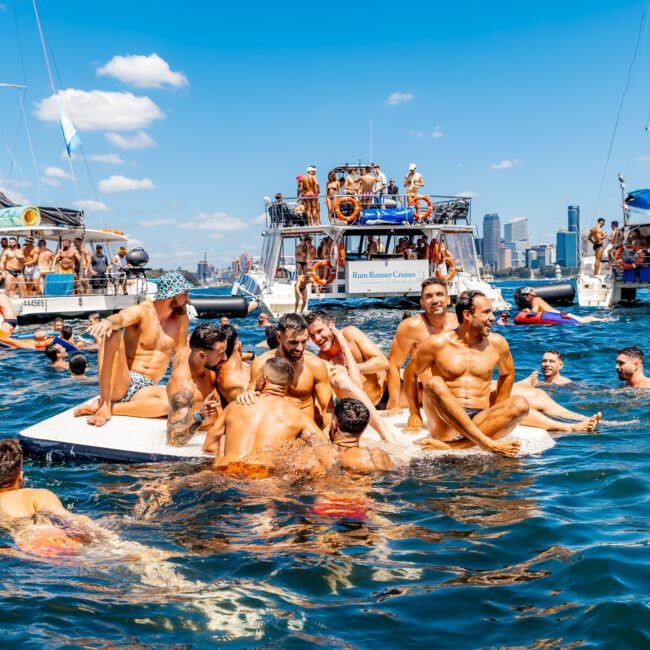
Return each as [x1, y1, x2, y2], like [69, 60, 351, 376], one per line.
[443, 232, 479, 277]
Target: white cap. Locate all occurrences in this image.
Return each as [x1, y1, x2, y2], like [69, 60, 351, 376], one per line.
[307, 166, 316, 172]
[409, 163, 416, 171]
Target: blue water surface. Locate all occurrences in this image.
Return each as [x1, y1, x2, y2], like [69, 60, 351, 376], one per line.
[1, 283, 650, 649]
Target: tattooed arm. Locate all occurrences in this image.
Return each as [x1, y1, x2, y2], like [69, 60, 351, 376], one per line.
[166, 385, 199, 447]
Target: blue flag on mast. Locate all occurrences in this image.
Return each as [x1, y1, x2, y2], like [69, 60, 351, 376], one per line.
[57, 101, 81, 156]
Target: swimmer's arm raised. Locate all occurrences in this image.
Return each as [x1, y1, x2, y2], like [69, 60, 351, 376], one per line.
[166, 385, 198, 446]
[494, 337, 515, 403]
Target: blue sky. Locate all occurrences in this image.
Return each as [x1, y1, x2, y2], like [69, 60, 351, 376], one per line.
[1, 0, 650, 268]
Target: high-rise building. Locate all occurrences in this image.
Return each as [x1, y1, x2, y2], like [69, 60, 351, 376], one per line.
[568, 206, 580, 234]
[496, 247, 512, 270]
[482, 213, 501, 268]
[530, 244, 556, 266]
[197, 253, 215, 281]
[526, 250, 538, 269]
[504, 217, 529, 246]
[556, 230, 578, 267]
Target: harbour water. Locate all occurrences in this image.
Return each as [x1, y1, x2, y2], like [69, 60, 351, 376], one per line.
[2, 283, 650, 648]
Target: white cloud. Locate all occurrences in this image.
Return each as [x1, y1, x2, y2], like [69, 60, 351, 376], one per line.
[98, 175, 155, 193]
[639, 156, 650, 162]
[34, 89, 164, 131]
[90, 153, 124, 164]
[44, 166, 74, 181]
[178, 212, 247, 231]
[491, 159, 521, 170]
[408, 130, 424, 138]
[41, 177, 59, 187]
[1, 187, 30, 204]
[138, 218, 174, 227]
[97, 53, 188, 89]
[386, 92, 414, 106]
[455, 191, 480, 199]
[127, 237, 143, 249]
[72, 200, 110, 212]
[106, 131, 156, 150]
[431, 126, 444, 139]
[209, 234, 223, 239]
[251, 213, 267, 224]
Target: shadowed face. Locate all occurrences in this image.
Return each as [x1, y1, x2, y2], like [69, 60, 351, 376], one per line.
[308, 318, 334, 352]
[170, 291, 190, 314]
[279, 328, 308, 362]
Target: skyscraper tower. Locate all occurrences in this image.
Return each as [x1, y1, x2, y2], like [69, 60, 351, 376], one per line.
[568, 206, 580, 234]
[482, 213, 501, 268]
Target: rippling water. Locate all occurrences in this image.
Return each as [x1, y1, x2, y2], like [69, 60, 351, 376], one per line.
[2, 283, 650, 648]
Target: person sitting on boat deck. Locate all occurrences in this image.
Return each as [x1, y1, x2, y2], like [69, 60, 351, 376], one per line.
[37, 239, 54, 296]
[269, 193, 297, 227]
[0, 290, 18, 337]
[53, 239, 79, 276]
[110, 246, 129, 295]
[257, 313, 271, 328]
[22, 237, 39, 297]
[495, 311, 512, 326]
[215, 324, 251, 407]
[403, 290, 527, 456]
[516, 287, 607, 324]
[386, 278, 458, 413]
[90, 244, 109, 293]
[357, 167, 376, 211]
[74, 271, 191, 427]
[204, 358, 329, 474]
[238, 313, 334, 427]
[616, 346, 650, 389]
[166, 323, 227, 446]
[386, 177, 400, 206]
[45, 342, 69, 371]
[364, 235, 379, 259]
[73, 238, 92, 295]
[300, 166, 320, 226]
[626, 227, 645, 248]
[404, 163, 424, 196]
[588, 218, 608, 276]
[0, 237, 25, 298]
[416, 235, 429, 260]
[69, 352, 91, 382]
[305, 311, 396, 444]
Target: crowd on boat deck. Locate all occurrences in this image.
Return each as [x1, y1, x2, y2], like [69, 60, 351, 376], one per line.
[269, 163, 425, 226]
[0, 236, 132, 298]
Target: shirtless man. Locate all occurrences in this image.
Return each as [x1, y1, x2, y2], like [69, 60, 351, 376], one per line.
[320, 235, 334, 261]
[405, 290, 527, 456]
[0, 289, 18, 336]
[53, 239, 79, 275]
[0, 237, 25, 298]
[74, 271, 191, 426]
[616, 346, 650, 388]
[343, 169, 357, 196]
[166, 323, 227, 446]
[588, 218, 608, 276]
[73, 237, 92, 294]
[386, 278, 458, 411]
[300, 166, 320, 226]
[37, 239, 54, 295]
[216, 324, 251, 406]
[364, 235, 379, 259]
[357, 167, 376, 210]
[21, 237, 39, 297]
[539, 350, 572, 385]
[403, 163, 424, 196]
[295, 236, 316, 276]
[204, 358, 328, 471]
[516, 287, 606, 324]
[45, 342, 69, 370]
[240, 313, 333, 425]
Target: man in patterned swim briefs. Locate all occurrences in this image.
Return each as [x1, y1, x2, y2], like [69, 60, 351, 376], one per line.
[74, 271, 191, 427]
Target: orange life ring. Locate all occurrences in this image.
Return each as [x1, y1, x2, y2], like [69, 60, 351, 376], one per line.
[429, 238, 440, 264]
[408, 195, 433, 221]
[615, 245, 644, 270]
[310, 260, 336, 285]
[338, 242, 345, 267]
[334, 197, 360, 223]
[435, 253, 456, 282]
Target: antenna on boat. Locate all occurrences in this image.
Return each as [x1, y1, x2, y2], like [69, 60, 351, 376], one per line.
[369, 120, 373, 164]
[618, 172, 628, 226]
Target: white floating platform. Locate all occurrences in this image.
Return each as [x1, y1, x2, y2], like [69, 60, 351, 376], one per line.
[19, 404, 555, 464]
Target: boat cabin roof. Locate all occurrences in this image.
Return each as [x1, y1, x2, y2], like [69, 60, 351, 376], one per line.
[0, 227, 128, 242]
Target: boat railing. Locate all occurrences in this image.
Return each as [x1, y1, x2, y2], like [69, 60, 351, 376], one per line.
[264, 193, 471, 229]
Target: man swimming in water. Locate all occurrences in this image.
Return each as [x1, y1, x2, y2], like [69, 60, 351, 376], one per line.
[240, 313, 333, 425]
[0, 290, 18, 337]
[204, 358, 328, 472]
[616, 346, 650, 388]
[166, 323, 228, 446]
[386, 278, 458, 412]
[517, 287, 606, 324]
[588, 218, 608, 276]
[74, 271, 191, 426]
[216, 324, 251, 406]
[45, 342, 69, 371]
[404, 290, 526, 456]
[539, 350, 572, 385]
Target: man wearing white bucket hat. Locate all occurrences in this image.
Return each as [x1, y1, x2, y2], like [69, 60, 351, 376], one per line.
[404, 163, 424, 196]
[74, 271, 191, 427]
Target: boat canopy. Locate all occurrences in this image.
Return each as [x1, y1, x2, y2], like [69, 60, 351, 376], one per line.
[0, 226, 127, 242]
[0, 192, 83, 227]
[625, 189, 650, 213]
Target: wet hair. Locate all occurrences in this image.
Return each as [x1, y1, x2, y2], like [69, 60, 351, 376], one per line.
[304, 310, 330, 327]
[0, 439, 23, 489]
[60, 325, 73, 341]
[44, 343, 61, 362]
[421, 277, 448, 295]
[218, 323, 239, 358]
[278, 313, 307, 334]
[333, 398, 370, 436]
[189, 323, 226, 351]
[88, 313, 101, 323]
[69, 353, 87, 376]
[401, 311, 412, 321]
[261, 357, 294, 389]
[618, 346, 644, 362]
[455, 290, 486, 323]
[544, 349, 563, 361]
[265, 325, 279, 349]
